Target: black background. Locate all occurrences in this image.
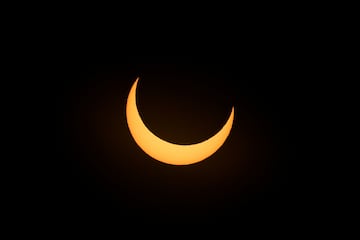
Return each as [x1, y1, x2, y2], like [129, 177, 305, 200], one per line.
[54, 14, 308, 228]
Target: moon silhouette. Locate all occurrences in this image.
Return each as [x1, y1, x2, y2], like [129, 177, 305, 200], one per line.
[126, 77, 234, 165]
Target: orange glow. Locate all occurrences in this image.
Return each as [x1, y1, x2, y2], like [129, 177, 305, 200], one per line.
[126, 77, 234, 165]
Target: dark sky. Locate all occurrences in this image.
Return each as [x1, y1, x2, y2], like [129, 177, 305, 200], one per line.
[54, 21, 307, 227]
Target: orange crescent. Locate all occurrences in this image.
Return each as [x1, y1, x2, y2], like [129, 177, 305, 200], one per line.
[126, 77, 234, 165]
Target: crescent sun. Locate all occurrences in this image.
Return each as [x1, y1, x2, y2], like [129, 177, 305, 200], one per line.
[126, 77, 234, 165]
